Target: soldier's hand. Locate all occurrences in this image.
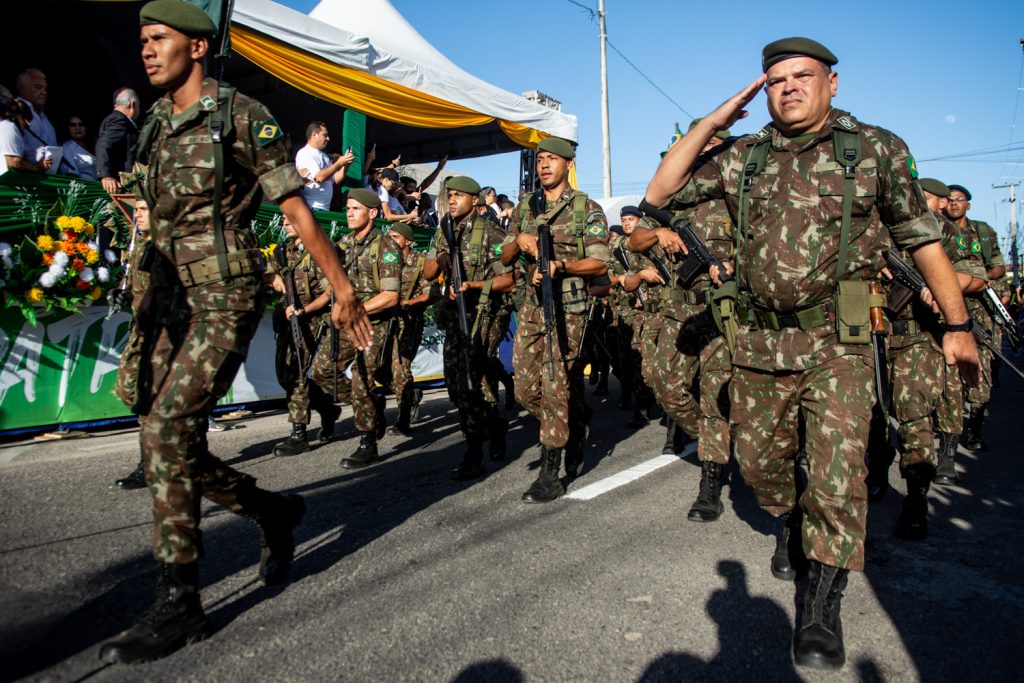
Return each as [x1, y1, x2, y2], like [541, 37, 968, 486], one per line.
[270, 274, 285, 294]
[710, 261, 734, 286]
[516, 233, 539, 258]
[285, 304, 301, 319]
[638, 268, 664, 285]
[706, 75, 767, 131]
[333, 294, 373, 350]
[655, 228, 685, 255]
[943, 331, 980, 387]
[919, 286, 940, 314]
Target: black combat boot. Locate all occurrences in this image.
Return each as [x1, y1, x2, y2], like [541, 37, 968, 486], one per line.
[373, 393, 387, 439]
[616, 393, 633, 410]
[341, 432, 378, 469]
[865, 409, 896, 502]
[451, 439, 486, 481]
[386, 400, 413, 437]
[934, 431, 959, 486]
[794, 560, 849, 670]
[522, 446, 564, 503]
[594, 371, 609, 397]
[962, 404, 988, 452]
[243, 490, 306, 585]
[115, 457, 147, 490]
[410, 388, 425, 423]
[564, 438, 584, 479]
[319, 403, 342, 443]
[687, 461, 725, 522]
[772, 509, 808, 581]
[274, 423, 310, 457]
[488, 412, 508, 461]
[503, 374, 516, 410]
[626, 405, 649, 429]
[98, 561, 210, 664]
[662, 422, 678, 455]
[894, 464, 933, 541]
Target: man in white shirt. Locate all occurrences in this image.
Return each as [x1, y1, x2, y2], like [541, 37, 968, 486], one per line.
[15, 69, 56, 162]
[295, 121, 353, 211]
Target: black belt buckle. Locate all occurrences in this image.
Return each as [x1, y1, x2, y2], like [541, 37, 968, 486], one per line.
[777, 313, 799, 329]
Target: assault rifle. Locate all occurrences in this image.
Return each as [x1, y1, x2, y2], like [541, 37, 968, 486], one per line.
[106, 228, 139, 319]
[377, 315, 399, 366]
[613, 242, 648, 305]
[882, 248, 924, 314]
[868, 280, 892, 418]
[637, 201, 733, 287]
[275, 243, 308, 369]
[441, 214, 473, 387]
[580, 298, 613, 365]
[532, 190, 558, 381]
[329, 289, 339, 400]
[982, 287, 1022, 351]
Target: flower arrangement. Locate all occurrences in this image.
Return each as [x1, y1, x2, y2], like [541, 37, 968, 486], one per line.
[1, 204, 123, 325]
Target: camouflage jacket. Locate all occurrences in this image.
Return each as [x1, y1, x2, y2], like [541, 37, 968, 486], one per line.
[959, 218, 1002, 321]
[504, 188, 609, 316]
[337, 227, 402, 312]
[672, 108, 942, 371]
[280, 240, 329, 312]
[429, 213, 509, 325]
[399, 251, 429, 303]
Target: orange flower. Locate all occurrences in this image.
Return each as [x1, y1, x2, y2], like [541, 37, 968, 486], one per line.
[76, 279, 92, 290]
[42, 253, 54, 266]
[83, 223, 95, 237]
[36, 235, 54, 250]
[72, 258, 86, 272]
[64, 229, 77, 241]
[64, 242, 77, 256]
[90, 286, 102, 300]
[76, 242, 89, 255]
[27, 287, 44, 303]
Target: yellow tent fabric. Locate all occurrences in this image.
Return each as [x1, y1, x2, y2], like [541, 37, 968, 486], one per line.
[230, 25, 548, 149]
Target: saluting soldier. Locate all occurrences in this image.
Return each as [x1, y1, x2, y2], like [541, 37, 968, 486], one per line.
[100, 0, 370, 665]
[944, 184, 1005, 453]
[645, 38, 978, 669]
[269, 216, 342, 456]
[500, 138, 610, 503]
[423, 176, 515, 479]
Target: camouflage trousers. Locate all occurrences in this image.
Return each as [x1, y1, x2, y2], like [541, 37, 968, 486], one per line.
[388, 313, 425, 412]
[966, 304, 993, 406]
[513, 304, 586, 449]
[312, 320, 390, 433]
[699, 335, 732, 465]
[133, 304, 263, 564]
[640, 310, 704, 439]
[730, 354, 873, 571]
[274, 322, 335, 425]
[443, 312, 505, 440]
[889, 334, 943, 469]
[934, 352, 964, 435]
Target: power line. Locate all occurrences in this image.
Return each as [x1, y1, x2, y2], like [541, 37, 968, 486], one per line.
[1000, 45, 1024, 181]
[919, 143, 1024, 162]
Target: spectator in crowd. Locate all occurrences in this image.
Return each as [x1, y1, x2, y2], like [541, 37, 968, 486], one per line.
[417, 192, 438, 228]
[96, 88, 141, 194]
[15, 69, 55, 162]
[398, 175, 421, 212]
[295, 121, 353, 211]
[496, 196, 515, 230]
[371, 167, 419, 223]
[0, 85, 12, 104]
[482, 186, 499, 215]
[61, 115, 97, 180]
[0, 98, 51, 175]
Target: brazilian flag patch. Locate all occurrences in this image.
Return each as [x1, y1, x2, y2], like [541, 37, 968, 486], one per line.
[382, 252, 399, 263]
[587, 224, 607, 238]
[253, 119, 283, 147]
[906, 156, 919, 179]
[971, 241, 982, 253]
[956, 236, 968, 250]
[493, 244, 503, 255]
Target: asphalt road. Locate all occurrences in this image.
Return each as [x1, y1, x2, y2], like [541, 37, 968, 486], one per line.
[1, 368, 1022, 682]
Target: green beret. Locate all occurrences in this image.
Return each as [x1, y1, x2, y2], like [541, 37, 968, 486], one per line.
[347, 188, 381, 209]
[389, 223, 414, 241]
[947, 184, 972, 201]
[918, 178, 950, 198]
[140, 0, 217, 37]
[688, 118, 732, 141]
[762, 37, 838, 72]
[446, 176, 481, 195]
[536, 137, 576, 159]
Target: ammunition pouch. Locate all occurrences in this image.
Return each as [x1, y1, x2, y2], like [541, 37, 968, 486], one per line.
[666, 288, 708, 306]
[560, 276, 589, 315]
[886, 281, 916, 315]
[834, 279, 879, 345]
[176, 249, 263, 288]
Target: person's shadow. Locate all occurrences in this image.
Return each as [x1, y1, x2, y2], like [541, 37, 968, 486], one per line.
[637, 560, 801, 682]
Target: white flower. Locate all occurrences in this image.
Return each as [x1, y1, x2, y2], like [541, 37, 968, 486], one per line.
[104, 249, 117, 264]
[53, 251, 69, 267]
[0, 242, 11, 257]
[97, 267, 110, 283]
[48, 264, 66, 279]
[80, 267, 95, 283]
[1, 255, 11, 270]
[39, 271, 58, 288]
[87, 241, 98, 251]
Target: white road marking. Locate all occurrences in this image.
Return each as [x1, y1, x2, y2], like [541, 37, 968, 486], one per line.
[566, 442, 698, 501]
[79, 440, 138, 452]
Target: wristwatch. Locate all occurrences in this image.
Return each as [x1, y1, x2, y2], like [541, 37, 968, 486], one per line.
[556, 260, 567, 276]
[943, 316, 974, 333]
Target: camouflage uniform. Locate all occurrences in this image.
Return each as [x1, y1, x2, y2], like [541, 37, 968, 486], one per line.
[504, 189, 610, 448]
[885, 212, 985, 469]
[671, 109, 942, 570]
[311, 227, 403, 433]
[429, 214, 511, 440]
[125, 77, 304, 563]
[271, 240, 334, 425]
[607, 232, 642, 403]
[114, 228, 153, 409]
[387, 250, 429, 415]
[963, 219, 1004, 406]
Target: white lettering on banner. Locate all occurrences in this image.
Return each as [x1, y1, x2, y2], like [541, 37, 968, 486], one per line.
[48, 309, 109, 407]
[92, 312, 131, 393]
[0, 320, 43, 404]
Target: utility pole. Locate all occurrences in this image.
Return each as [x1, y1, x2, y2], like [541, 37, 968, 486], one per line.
[598, 0, 612, 198]
[994, 181, 1020, 287]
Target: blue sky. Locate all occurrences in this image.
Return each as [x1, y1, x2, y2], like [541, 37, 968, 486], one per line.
[277, 0, 1023, 251]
